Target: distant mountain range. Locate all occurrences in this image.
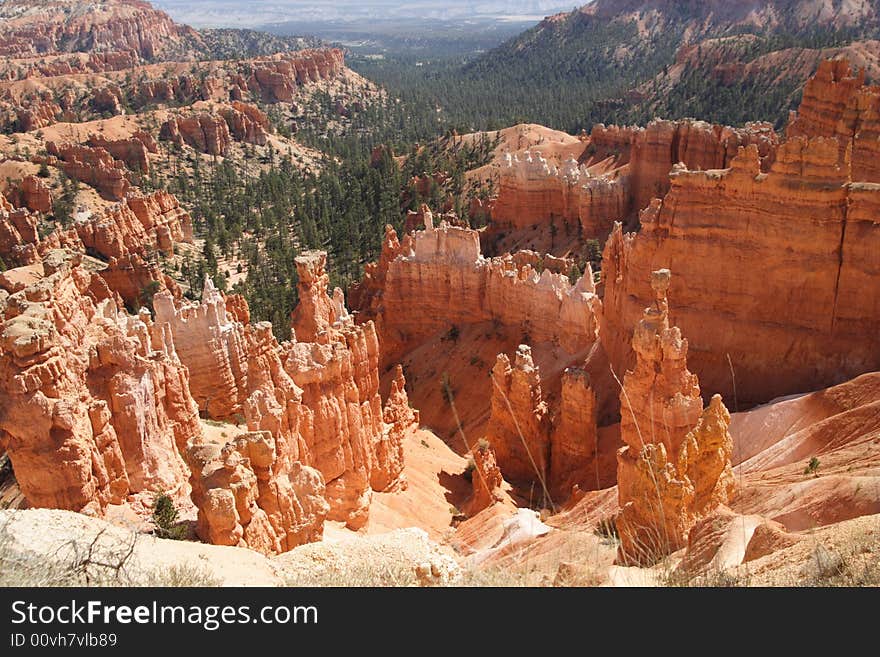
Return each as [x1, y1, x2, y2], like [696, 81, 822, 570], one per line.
[152, 0, 578, 29]
[456, 0, 880, 129]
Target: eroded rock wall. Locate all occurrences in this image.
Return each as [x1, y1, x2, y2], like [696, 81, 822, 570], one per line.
[0, 250, 200, 514]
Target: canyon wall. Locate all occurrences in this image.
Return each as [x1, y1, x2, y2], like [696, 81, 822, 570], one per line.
[602, 134, 880, 408]
[0, 188, 192, 306]
[356, 219, 602, 367]
[600, 58, 880, 410]
[489, 120, 777, 241]
[0, 250, 200, 514]
[788, 58, 880, 183]
[0, 0, 201, 62]
[0, 48, 346, 133]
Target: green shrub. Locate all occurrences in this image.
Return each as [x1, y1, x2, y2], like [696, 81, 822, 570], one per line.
[152, 493, 187, 540]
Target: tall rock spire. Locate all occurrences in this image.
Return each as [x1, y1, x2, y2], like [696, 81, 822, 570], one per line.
[616, 269, 735, 564]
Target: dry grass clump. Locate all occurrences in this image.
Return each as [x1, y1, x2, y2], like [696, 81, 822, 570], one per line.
[0, 512, 220, 587]
[797, 535, 880, 587]
[284, 560, 423, 587]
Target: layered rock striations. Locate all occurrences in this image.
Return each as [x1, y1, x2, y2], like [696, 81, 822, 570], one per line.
[0, 192, 43, 267]
[486, 344, 604, 503]
[77, 191, 194, 260]
[0, 187, 192, 306]
[160, 103, 272, 155]
[466, 440, 504, 515]
[0, 0, 201, 62]
[154, 278, 248, 419]
[615, 269, 734, 564]
[788, 58, 880, 183]
[549, 366, 599, 499]
[489, 120, 777, 241]
[628, 119, 777, 215]
[0, 250, 201, 514]
[246, 51, 346, 102]
[603, 131, 880, 408]
[160, 113, 232, 156]
[355, 220, 602, 367]
[155, 251, 415, 533]
[44, 142, 130, 201]
[492, 151, 608, 238]
[486, 345, 551, 493]
[375, 364, 417, 492]
[187, 431, 328, 554]
[8, 176, 53, 214]
[0, 46, 344, 133]
[86, 132, 156, 173]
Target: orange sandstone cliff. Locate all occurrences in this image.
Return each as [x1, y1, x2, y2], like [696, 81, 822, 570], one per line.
[0, 250, 200, 514]
[489, 120, 777, 244]
[603, 59, 880, 409]
[153, 251, 416, 532]
[615, 269, 735, 564]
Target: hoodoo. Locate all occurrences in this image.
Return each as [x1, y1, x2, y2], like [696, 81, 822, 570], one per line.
[615, 270, 735, 564]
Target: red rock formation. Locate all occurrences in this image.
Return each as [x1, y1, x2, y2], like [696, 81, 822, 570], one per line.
[160, 113, 231, 156]
[8, 176, 52, 215]
[45, 142, 129, 200]
[615, 269, 734, 564]
[247, 50, 345, 102]
[0, 250, 201, 514]
[76, 191, 194, 259]
[99, 253, 180, 309]
[0, 0, 202, 62]
[290, 251, 337, 341]
[485, 345, 611, 504]
[466, 441, 504, 515]
[492, 150, 605, 237]
[86, 134, 152, 173]
[125, 190, 193, 250]
[225, 293, 250, 325]
[629, 119, 777, 214]
[1, 187, 189, 307]
[490, 120, 777, 241]
[0, 194, 42, 267]
[602, 132, 880, 409]
[187, 431, 328, 554]
[549, 366, 599, 499]
[403, 203, 435, 234]
[787, 59, 865, 145]
[348, 224, 404, 317]
[12, 96, 61, 132]
[0, 47, 346, 131]
[90, 85, 124, 115]
[154, 278, 249, 419]
[155, 253, 410, 533]
[788, 58, 880, 182]
[355, 220, 601, 367]
[374, 364, 417, 491]
[588, 123, 639, 159]
[487, 345, 551, 495]
[282, 303, 382, 529]
[3, 51, 139, 81]
[219, 102, 271, 146]
[132, 75, 200, 107]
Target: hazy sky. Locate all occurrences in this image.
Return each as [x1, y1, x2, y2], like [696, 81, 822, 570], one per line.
[153, 1, 580, 28]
